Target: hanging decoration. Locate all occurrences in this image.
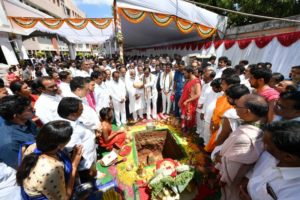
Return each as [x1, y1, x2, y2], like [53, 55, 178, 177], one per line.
[195, 24, 216, 39]
[126, 31, 300, 52]
[119, 8, 147, 24]
[118, 8, 216, 39]
[150, 13, 174, 27]
[89, 18, 112, 29]
[11, 17, 38, 28]
[9, 17, 113, 30]
[176, 18, 194, 34]
[65, 18, 89, 30]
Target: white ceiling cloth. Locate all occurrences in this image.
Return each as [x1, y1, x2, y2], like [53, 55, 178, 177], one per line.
[117, 0, 227, 49]
[3, 0, 113, 44]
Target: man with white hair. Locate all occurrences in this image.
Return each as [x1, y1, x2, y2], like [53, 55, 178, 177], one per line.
[76, 61, 92, 77]
[125, 69, 143, 121]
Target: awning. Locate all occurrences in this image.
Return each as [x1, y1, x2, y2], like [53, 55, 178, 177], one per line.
[9, 17, 114, 44]
[116, 0, 227, 49]
[3, 0, 114, 44]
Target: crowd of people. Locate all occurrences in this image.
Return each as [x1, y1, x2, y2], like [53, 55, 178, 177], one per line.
[0, 54, 299, 200]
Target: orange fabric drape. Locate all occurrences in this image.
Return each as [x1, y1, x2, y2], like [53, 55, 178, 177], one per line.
[9, 17, 112, 30]
[205, 96, 233, 152]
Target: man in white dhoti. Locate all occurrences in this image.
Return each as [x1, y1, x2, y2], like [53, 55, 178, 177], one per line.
[34, 77, 62, 124]
[143, 67, 158, 119]
[202, 78, 222, 144]
[110, 71, 127, 126]
[196, 67, 215, 136]
[160, 63, 174, 115]
[125, 69, 143, 121]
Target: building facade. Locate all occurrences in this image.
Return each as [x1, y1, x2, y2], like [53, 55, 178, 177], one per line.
[20, 0, 93, 56]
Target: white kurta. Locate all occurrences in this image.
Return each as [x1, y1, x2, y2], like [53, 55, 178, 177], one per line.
[202, 89, 222, 144]
[0, 163, 22, 200]
[59, 82, 71, 97]
[160, 72, 173, 114]
[34, 93, 62, 124]
[196, 81, 211, 135]
[65, 92, 100, 130]
[110, 80, 127, 126]
[75, 70, 90, 77]
[62, 119, 97, 171]
[143, 74, 158, 119]
[95, 83, 111, 113]
[125, 77, 143, 114]
[248, 153, 300, 200]
[215, 67, 227, 79]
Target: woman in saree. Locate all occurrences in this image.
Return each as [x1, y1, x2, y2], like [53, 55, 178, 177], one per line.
[17, 120, 83, 200]
[178, 66, 201, 133]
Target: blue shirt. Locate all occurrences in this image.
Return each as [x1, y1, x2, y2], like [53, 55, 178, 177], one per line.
[0, 120, 37, 169]
[174, 70, 185, 96]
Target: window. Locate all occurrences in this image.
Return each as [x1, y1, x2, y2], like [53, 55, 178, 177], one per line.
[86, 44, 89, 49]
[57, 0, 60, 6]
[32, 37, 36, 41]
[66, 8, 70, 16]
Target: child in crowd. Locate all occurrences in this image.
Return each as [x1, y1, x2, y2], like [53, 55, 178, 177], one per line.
[99, 107, 127, 151]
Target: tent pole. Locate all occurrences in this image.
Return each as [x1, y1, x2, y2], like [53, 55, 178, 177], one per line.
[113, 0, 124, 64]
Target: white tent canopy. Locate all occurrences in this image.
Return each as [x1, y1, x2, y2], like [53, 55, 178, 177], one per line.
[117, 0, 227, 49]
[17, 22, 114, 44]
[3, 0, 113, 44]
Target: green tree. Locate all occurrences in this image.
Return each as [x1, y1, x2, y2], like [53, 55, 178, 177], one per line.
[197, 0, 300, 27]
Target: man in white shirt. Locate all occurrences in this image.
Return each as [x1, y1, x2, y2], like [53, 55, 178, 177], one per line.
[69, 61, 77, 77]
[66, 77, 100, 130]
[202, 78, 222, 144]
[215, 56, 229, 79]
[125, 69, 143, 121]
[34, 77, 62, 124]
[119, 66, 127, 83]
[196, 67, 215, 136]
[207, 55, 217, 71]
[58, 71, 72, 97]
[104, 69, 112, 89]
[110, 71, 127, 126]
[0, 162, 22, 200]
[234, 64, 252, 91]
[75, 61, 91, 77]
[143, 67, 158, 119]
[57, 97, 97, 180]
[91, 71, 111, 113]
[245, 121, 300, 200]
[160, 63, 174, 115]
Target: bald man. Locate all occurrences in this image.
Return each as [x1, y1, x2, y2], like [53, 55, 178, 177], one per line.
[215, 94, 268, 200]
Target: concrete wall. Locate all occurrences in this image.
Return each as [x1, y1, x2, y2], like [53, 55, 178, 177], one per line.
[225, 15, 300, 39]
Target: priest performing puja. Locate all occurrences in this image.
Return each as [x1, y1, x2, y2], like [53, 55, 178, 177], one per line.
[1, 0, 300, 200]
